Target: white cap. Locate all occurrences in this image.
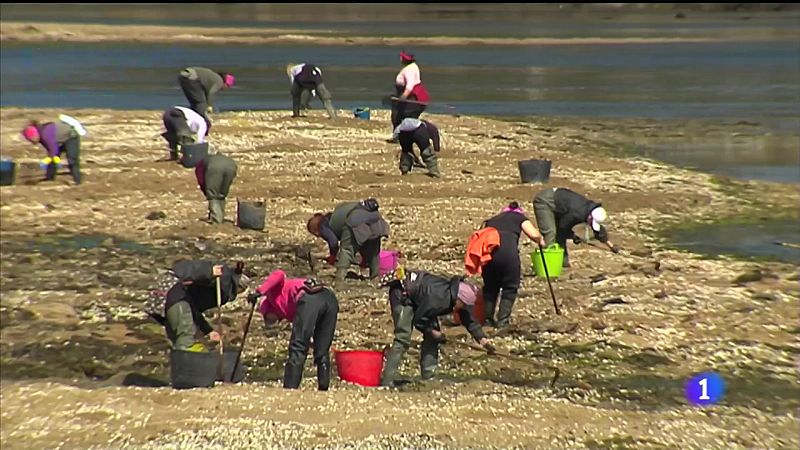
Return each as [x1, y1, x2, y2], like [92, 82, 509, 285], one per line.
[590, 207, 607, 232]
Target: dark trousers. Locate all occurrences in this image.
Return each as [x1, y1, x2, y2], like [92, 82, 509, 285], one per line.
[291, 81, 336, 118]
[334, 226, 381, 280]
[162, 109, 193, 160]
[380, 287, 440, 386]
[398, 127, 438, 175]
[391, 100, 426, 129]
[178, 75, 212, 133]
[204, 155, 238, 224]
[390, 86, 426, 129]
[482, 238, 521, 327]
[284, 288, 339, 390]
[533, 188, 570, 266]
[45, 136, 81, 184]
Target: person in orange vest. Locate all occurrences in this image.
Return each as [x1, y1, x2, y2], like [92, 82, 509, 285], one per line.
[467, 202, 545, 329]
[378, 266, 492, 387]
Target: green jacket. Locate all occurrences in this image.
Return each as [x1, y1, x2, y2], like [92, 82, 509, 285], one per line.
[182, 67, 224, 107]
[327, 202, 360, 238]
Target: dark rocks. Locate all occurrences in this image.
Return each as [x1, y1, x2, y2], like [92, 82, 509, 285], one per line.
[734, 270, 778, 285]
[654, 290, 669, 299]
[529, 319, 579, 334]
[751, 292, 779, 302]
[590, 274, 607, 284]
[145, 211, 167, 221]
[630, 248, 653, 258]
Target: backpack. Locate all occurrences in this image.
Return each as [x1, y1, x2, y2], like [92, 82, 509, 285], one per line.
[144, 269, 180, 325]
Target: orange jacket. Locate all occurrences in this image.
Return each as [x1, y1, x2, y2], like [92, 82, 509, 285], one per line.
[464, 227, 500, 276]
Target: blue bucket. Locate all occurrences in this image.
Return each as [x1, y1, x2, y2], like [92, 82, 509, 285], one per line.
[0, 159, 16, 186]
[353, 107, 370, 120]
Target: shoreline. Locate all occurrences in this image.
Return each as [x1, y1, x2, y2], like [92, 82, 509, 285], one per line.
[1, 107, 798, 449]
[3, 21, 800, 46]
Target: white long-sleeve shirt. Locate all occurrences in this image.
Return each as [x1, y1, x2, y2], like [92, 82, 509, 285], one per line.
[395, 62, 421, 89]
[174, 106, 207, 143]
[392, 118, 423, 139]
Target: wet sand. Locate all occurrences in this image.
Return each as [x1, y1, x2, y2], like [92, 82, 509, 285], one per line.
[3, 21, 800, 46]
[0, 107, 798, 449]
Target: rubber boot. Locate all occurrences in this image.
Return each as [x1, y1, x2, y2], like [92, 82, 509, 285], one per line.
[421, 146, 441, 178]
[399, 152, 414, 175]
[292, 95, 302, 118]
[380, 347, 405, 387]
[208, 199, 225, 224]
[45, 163, 57, 181]
[68, 164, 81, 185]
[496, 298, 516, 329]
[333, 267, 348, 288]
[317, 361, 331, 391]
[283, 361, 304, 389]
[419, 336, 439, 380]
[322, 99, 337, 119]
[483, 299, 497, 328]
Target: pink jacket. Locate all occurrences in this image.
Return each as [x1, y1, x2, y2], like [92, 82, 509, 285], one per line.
[256, 270, 307, 321]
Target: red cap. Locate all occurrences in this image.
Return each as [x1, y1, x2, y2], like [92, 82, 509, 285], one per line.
[399, 51, 414, 62]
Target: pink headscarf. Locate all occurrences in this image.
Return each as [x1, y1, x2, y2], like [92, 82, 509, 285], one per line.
[22, 125, 39, 142]
[501, 205, 525, 214]
[457, 282, 478, 306]
[400, 51, 415, 63]
[223, 74, 235, 88]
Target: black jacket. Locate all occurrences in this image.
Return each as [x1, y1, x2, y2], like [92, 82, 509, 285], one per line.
[422, 120, 441, 153]
[554, 188, 608, 242]
[164, 260, 241, 334]
[295, 64, 323, 87]
[391, 270, 486, 342]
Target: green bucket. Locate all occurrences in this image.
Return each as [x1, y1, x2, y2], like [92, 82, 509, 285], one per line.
[531, 244, 564, 279]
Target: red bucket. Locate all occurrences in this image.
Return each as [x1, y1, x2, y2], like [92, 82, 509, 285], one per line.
[334, 350, 385, 387]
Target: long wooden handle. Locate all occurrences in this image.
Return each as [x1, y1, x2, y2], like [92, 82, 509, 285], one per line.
[216, 277, 224, 358]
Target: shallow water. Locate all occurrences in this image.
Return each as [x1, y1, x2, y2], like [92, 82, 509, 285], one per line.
[668, 219, 800, 264]
[2, 40, 798, 183]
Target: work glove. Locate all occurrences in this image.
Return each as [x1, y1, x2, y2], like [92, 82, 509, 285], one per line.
[247, 292, 261, 305]
[572, 235, 584, 245]
[428, 329, 447, 345]
[610, 245, 621, 254]
[39, 156, 62, 169]
[206, 106, 214, 114]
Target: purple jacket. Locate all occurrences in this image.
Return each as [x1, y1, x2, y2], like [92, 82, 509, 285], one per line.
[38, 121, 77, 157]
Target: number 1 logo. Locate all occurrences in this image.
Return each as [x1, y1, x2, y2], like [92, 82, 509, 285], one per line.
[686, 372, 724, 406]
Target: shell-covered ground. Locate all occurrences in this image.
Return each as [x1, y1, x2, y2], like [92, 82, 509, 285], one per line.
[1, 107, 798, 450]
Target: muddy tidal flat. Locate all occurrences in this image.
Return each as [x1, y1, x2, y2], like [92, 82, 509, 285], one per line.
[1, 107, 798, 450]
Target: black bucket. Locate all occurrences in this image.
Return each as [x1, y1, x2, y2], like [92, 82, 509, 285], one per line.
[169, 347, 245, 389]
[179, 142, 209, 168]
[0, 159, 17, 186]
[518, 159, 551, 184]
[236, 199, 267, 231]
